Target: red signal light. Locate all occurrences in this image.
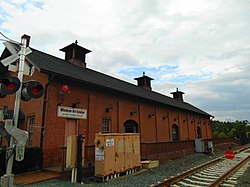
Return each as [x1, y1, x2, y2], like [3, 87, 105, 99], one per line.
[32, 88, 39, 95]
[7, 83, 16, 91]
[21, 80, 44, 101]
[0, 76, 20, 97]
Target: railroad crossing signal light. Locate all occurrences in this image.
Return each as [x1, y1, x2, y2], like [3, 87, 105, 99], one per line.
[21, 80, 44, 101]
[0, 76, 21, 98]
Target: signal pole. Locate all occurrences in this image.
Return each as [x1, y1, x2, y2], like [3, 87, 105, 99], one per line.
[1, 35, 29, 187]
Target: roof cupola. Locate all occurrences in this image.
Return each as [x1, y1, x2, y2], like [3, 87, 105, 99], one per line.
[134, 72, 153, 91]
[171, 88, 185, 102]
[60, 40, 91, 68]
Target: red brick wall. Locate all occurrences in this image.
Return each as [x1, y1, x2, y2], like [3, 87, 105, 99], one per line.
[1, 71, 213, 167]
[21, 70, 48, 147]
[156, 107, 170, 142]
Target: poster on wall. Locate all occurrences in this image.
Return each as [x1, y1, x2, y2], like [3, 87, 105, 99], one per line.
[57, 106, 87, 119]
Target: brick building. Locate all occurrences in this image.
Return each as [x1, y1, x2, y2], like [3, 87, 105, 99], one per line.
[0, 35, 213, 168]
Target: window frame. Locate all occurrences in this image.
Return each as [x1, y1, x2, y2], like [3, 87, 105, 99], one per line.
[102, 118, 111, 133]
[172, 124, 179, 141]
[27, 115, 35, 147]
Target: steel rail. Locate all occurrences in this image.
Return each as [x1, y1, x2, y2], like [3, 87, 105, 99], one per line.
[151, 147, 249, 187]
[208, 154, 250, 187]
[151, 157, 223, 187]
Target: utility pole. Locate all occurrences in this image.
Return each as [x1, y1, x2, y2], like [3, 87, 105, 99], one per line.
[1, 35, 29, 187]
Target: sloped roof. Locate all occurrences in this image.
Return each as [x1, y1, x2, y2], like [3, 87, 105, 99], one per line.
[1, 42, 213, 117]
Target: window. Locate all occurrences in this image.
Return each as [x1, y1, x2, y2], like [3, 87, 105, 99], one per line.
[124, 120, 138, 133]
[102, 119, 111, 133]
[27, 116, 35, 147]
[172, 124, 179, 141]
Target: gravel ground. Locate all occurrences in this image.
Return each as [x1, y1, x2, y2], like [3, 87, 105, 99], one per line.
[94, 152, 225, 187]
[236, 157, 250, 187]
[237, 166, 250, 187]
[18, 145, 249, 187]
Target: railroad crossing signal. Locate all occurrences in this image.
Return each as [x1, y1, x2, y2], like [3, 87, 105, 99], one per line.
[0, 76, 44, 101]
[0, 34, 33, 187]
[21, 80, 44, 101]
[0, 119, 28, 161]
[1, 41, 33, 76]
[1, 41, 32, 66]
[0, 76, 21, 98]
[5, 119, 28, 161]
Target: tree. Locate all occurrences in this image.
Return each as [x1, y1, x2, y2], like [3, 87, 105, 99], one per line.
[219, 132, 226, 138]
[212, 120, 250, 144]
[228, 128, 236, 138]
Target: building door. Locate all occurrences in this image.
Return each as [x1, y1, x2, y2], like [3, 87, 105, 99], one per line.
[64, 119, 78, 145]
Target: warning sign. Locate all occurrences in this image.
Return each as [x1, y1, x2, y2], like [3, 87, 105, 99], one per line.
[95, 148, 104, 161]
[106, 138, 114, 146]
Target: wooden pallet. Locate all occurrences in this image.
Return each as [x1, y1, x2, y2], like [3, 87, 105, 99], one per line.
[140, 160, 159, 169]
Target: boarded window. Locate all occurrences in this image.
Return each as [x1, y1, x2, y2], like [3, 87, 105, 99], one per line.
[197, 126, 202, 138]
[172, 124, 179, 141]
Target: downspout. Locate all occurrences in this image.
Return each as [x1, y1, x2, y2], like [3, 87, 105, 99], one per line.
[39, 74, 54, 167]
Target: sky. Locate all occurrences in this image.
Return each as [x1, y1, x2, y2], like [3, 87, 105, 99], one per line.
[0, 0, 250, 122]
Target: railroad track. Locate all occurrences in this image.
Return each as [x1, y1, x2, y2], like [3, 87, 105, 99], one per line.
[150, 148, 250, 187]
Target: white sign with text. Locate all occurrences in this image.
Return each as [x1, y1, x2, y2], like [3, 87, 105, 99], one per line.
[57, 106, 87, 119]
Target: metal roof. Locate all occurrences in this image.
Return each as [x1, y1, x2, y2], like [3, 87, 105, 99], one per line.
[1, 42, 213, 117]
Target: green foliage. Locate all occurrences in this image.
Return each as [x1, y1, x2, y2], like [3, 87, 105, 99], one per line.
[213, 131, 219, 138]
[228, 128, 236, 137]
[212, 120, 250, 139]
[219, 132, 226, 138]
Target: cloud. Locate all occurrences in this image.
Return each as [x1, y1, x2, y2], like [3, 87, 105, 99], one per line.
[0, 0, 250, 122]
